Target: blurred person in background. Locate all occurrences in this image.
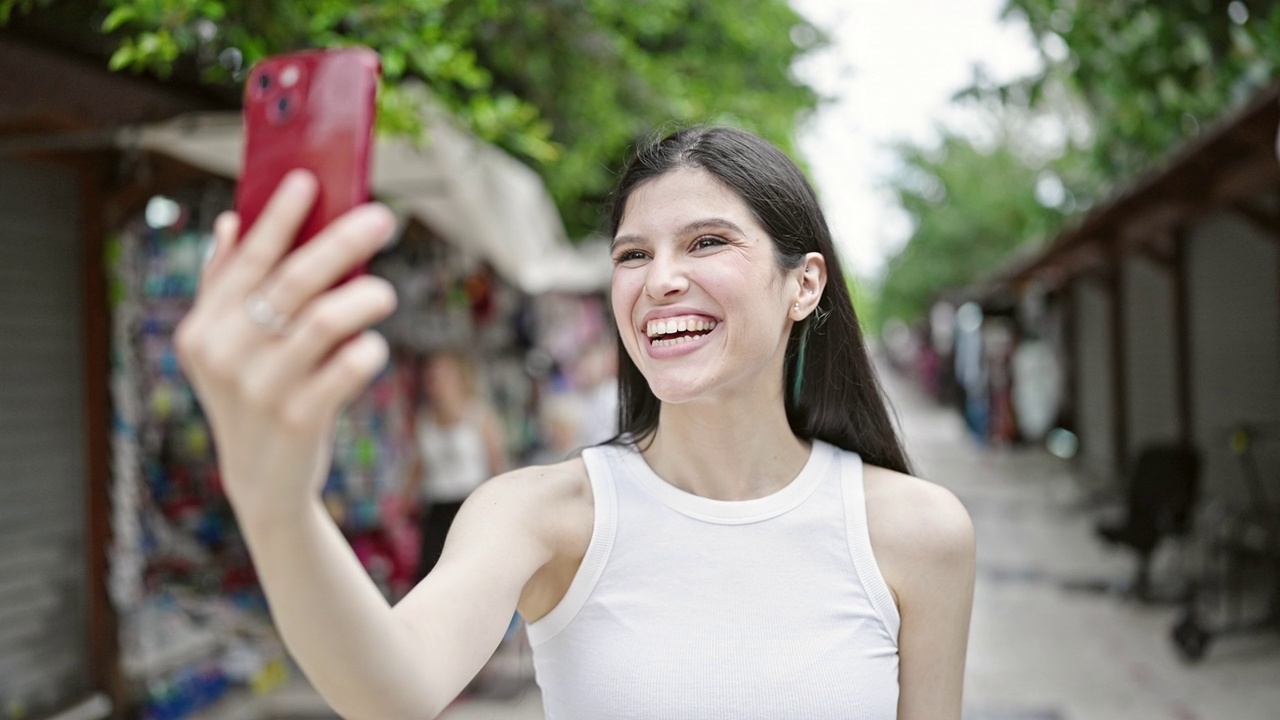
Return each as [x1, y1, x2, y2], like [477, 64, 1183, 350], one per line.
[404, 352, 507, 580]
[572, 338, 619, 447]
[530, 393, 583, 466]
[174, 126, 975, 719]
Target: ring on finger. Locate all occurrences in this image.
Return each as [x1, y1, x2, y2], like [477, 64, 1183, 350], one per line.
[244, 291, 290, 336]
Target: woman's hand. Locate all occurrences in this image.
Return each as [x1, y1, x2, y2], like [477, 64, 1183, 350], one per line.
[175, 170, 398, 526]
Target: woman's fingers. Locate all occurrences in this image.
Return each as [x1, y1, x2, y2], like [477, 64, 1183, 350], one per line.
[283, 330, 390, 429]
[200, 212, 240, 287]
[216, 170, 318, 300]
[253, 203, 396, 321]
[240, 276, 398, 403]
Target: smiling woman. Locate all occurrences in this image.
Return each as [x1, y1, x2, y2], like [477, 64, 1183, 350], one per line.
[174, 125, 974, 720]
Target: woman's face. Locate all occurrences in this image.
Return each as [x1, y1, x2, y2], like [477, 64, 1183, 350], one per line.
[611, 167, 800, 406]
[422, 355, 465, 404]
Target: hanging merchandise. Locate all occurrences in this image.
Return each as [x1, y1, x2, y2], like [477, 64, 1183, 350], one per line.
[372, 222, 542, 463]
[323, 362, 421, 598]
[109, 185, 284, 719]
[106, 180, 449, 717]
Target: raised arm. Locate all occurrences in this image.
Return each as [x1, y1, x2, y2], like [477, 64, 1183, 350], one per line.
[175, 172, 554, 718]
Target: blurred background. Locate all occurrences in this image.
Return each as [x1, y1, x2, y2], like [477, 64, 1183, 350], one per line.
[1, 1, 1279, 719]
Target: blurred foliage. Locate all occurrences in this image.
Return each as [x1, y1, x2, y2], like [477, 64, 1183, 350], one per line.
[878, 0, 1280, 326]
[878, 125, 1067, 328]
[0, 0, 822, 238]
[993, 0, 1280, 183]
[847, 273, 880, 339]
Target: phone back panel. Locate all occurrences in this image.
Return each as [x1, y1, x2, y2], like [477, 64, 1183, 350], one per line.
[236, 48, 380, 248]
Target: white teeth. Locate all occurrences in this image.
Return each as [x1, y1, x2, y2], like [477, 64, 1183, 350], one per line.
[646, 317, 718, 341]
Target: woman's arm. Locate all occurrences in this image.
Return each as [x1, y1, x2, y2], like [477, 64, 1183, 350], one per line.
[175, 172, 557, 718]
[241, 467, 562, 718]
[864, 467, 976, 720]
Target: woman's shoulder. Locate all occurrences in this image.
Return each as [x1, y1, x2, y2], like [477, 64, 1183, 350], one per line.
[472, 457, 594, 547]
[479, 456, 591, 506]
[861, 464, 975, 604]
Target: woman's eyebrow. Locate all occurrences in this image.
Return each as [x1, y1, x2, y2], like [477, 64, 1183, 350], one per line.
[611, 217, 747, 251]
[678, 218, 747, 237]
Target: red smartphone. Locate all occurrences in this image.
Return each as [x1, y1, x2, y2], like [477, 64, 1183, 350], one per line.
[235, 48, 381, 264]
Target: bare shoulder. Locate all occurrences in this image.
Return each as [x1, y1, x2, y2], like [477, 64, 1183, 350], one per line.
[467, 456, 594, 553]
[862, 465, 975, 604]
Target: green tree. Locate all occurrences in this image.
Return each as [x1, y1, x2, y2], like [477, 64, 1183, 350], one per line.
[1, 0, 821, 237]
[988, 0, 1280, 186]
[878, 124, 1066, 327]
[878, 0, 1280, 326]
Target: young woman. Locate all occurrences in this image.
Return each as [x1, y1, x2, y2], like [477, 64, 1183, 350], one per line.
[176, 126, 975, 719]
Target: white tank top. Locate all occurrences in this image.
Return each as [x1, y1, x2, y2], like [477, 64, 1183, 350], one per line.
[415, 406, 490, 503]
[527, 440, 901, 719]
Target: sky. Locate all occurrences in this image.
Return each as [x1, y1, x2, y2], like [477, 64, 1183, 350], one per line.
[789, 0, 1043, 278]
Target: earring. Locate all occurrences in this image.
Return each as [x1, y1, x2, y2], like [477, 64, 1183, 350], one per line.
[794, 302, 801, 313]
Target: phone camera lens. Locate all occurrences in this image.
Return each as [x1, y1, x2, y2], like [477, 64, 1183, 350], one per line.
[277, 97, 289, 114]
[258, 73, 271, 91]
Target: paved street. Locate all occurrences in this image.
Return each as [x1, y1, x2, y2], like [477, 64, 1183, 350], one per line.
[884, 364, 1280, 720]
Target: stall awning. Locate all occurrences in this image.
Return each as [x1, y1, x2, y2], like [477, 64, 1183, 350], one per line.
[116, 111, 612, 295]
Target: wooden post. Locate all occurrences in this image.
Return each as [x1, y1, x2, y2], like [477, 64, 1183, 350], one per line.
[1061, 280, 1078, 436]
[1172, 227, 1194, 449]
[1108, 244, 1129, 475]
[79, 156, 123, 715]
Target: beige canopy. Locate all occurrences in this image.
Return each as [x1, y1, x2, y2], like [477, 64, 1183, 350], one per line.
[116, 110, 611, 295]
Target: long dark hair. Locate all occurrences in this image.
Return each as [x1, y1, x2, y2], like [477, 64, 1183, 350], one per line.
[604, 125, 911, 475]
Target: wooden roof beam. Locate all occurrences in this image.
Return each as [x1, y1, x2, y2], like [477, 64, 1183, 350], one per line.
[1229, 201, 1280, 244]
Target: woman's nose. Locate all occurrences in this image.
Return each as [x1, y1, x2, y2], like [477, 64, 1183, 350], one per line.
[644, 253, 689, 298]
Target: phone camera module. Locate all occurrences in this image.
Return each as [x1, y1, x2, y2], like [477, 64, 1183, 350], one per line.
[267, 93, 297, 125]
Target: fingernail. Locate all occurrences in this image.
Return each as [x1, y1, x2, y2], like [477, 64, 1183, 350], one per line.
[283, 169, 316, 195]
[359, 204, 395, 233]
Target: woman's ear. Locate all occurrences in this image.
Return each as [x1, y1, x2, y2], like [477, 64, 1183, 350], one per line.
[791, 252, 828, 320]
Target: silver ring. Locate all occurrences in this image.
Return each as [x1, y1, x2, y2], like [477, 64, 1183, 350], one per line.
[245, 292, 289, 335]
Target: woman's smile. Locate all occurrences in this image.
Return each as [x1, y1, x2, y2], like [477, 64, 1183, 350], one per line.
[642, 309, 721, 357]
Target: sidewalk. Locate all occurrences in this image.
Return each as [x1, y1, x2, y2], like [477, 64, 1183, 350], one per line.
[880, 364, 1280, 720]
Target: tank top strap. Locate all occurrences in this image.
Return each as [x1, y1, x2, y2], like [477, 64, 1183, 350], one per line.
[525, 445, 619, 646]
[841, 451, 902, 641]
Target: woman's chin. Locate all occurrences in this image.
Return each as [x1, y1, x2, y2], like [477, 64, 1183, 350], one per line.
[646, 377, 709, 406]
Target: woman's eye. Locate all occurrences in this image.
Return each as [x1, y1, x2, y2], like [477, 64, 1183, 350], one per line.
[613, 249, 647, 264]
[693, 236, 726, 250]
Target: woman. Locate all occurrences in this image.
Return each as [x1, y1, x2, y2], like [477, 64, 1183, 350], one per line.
[176, 126, 975, 719]
[404, 352, 507, 580]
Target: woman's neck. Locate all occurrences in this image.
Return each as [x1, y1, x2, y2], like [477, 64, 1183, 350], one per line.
[640, 391, 810, 501]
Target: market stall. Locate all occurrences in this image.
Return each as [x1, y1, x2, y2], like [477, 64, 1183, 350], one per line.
[97, 107, 613, 716]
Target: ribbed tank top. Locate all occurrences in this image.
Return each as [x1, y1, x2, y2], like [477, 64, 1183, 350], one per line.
[527, 440, 901, 719]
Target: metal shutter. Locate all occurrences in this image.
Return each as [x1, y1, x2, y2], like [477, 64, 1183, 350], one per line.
[0, 159, 91, 716]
